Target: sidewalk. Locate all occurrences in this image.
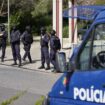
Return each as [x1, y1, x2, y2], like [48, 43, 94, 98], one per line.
[0, 37, 71, 73]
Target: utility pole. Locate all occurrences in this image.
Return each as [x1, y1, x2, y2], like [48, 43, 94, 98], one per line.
[8, 0, 10, 42]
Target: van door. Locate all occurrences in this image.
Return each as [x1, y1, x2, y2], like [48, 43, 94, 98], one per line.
[72, 23, 105, 105]
[49, 23, 105, 105]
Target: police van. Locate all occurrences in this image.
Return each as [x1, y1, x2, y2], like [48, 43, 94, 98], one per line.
[43, 6, 105, 105]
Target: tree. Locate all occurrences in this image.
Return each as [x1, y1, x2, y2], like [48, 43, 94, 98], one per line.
[0, 0, 8, 23]
[0, 0, 7, 16]
[32, 0, 52, 17]
[10, 0, 35, 30]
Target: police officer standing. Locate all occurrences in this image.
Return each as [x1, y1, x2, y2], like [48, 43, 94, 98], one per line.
[21, 26, 33, 63]
[0, 24, 7, 62]
[10, 26, 22, 67]
[38, 27, 50, 70]
[50, 30, 61, 72]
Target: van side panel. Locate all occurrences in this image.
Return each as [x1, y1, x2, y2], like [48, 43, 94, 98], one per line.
[49, 70, 105, 105]
[49, 98, 104, 105]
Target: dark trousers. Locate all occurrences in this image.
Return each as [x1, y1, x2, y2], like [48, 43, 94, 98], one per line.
[41, 47, 50, 66]
[50, 49, 57, 69]
[11, 43, 21, 63]
[23, 44, 32, 62]
[0, 43, 6, 60]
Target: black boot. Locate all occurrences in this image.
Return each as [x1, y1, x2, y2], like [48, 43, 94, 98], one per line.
[22, 58, 26, 61]
[18, 60, 22, 67]
[45, 65, 50, 70]
[1, 58, 4, 62]
[12, 61, 17, 65]
[29, 59, 33, 63]
[38, 65, 45, 69]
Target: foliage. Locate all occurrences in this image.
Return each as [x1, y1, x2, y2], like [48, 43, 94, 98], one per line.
[0, 0, 8, 23]
[9, 0, 105, 35]
[0, 91, 26, 105]
[63, 26, 69, 38]
[0, 0, 7, 16]
[32, 0, 52, 17]
[10, 0, 34, 14]
[10, 11, 22, 28]
[10, 0, 34, 31]
[95, 0, 105, 5]
[10, 0, 52, 34]
[35, 96, 45, 105]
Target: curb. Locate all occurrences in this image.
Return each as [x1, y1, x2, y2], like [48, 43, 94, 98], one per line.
[0, 63, 61, 74]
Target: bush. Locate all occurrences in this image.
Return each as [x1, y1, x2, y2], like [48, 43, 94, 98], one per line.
[10, 11, 22, 29]
[46, 25, 52, 33]
[63, 26, 69, 38]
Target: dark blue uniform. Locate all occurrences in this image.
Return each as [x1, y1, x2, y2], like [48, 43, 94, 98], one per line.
[39, 33, 50, 69]
[10, 28, 21, 66]
[50, 35, 57, 70]
[0, 30, 7, 62]
[22, 30, 33, 63]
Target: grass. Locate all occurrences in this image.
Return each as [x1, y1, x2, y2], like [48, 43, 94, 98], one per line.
[35, 96, 45, 105]
[0, 91, 27, 105]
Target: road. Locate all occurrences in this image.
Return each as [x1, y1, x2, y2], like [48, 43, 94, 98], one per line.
[0, 65, 61, 105]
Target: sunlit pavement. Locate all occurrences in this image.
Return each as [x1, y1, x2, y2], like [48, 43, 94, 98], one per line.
[0, 65, 61, 105]
[0, 37, 70, 73]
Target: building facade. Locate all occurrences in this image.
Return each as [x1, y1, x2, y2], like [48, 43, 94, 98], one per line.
[53, 0, 77, 47]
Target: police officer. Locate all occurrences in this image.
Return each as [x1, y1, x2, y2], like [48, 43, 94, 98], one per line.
[0, 24, 7, 62]
[21, 26, 33, 63]
[50, 30, 61, 72]
[10, 26, 21, 67]
[38, 27, 50, 70]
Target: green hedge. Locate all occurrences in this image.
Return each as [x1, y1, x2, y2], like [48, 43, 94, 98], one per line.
[63, 26, 69, 38]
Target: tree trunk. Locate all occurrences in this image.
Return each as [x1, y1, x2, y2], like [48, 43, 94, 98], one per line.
[0, 0, 5, 15]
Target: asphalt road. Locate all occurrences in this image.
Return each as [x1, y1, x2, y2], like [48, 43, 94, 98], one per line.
[0, 65, 61, 105]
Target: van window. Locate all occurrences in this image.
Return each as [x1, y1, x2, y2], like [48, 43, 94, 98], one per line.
[78, 30, 93, 70]
[91, 24, 105, 69]
[78, 23, 105, 71]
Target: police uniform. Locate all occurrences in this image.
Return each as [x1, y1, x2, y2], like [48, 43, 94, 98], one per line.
[39, 28, 50, 70]
[50, 31, 57, 71]
[50, 30, 61, 72]
[10, 27, 21, 66]
[0, 26, 7, 62]
[21, 26, 33, 63]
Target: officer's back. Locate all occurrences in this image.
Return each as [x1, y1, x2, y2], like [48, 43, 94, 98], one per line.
[10, 26, 20, 43]
[22, 26, 33, 45]
[50, 30, 61, 51]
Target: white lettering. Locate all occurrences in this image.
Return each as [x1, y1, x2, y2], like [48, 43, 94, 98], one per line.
[87, 89, 92, 101]
[74, 87, 79, 99]
[79, 88, 86, 101]
[73, 86, 105, 104]
[90, 86, 94, 102]
[100, 90, 103, 103]
[93, 89, 100, 103]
